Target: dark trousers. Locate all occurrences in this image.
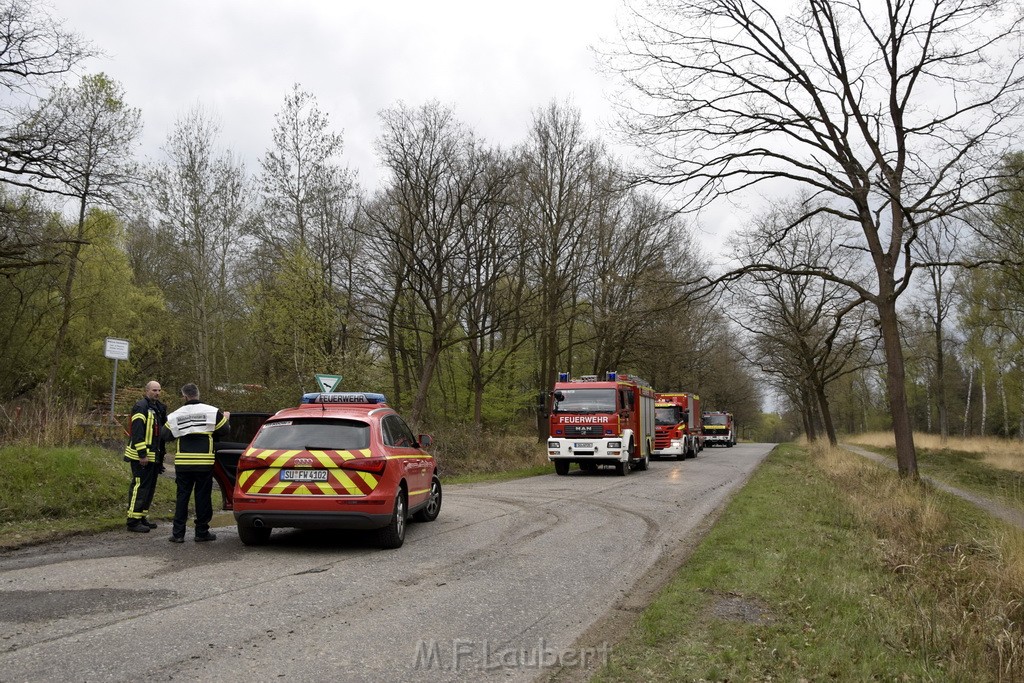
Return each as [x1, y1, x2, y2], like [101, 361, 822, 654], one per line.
[172, 467, 214, 538]
[126, 460, 158, 524]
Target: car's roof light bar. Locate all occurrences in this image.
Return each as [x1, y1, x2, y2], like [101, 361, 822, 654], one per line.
[300, 392, 389, 405]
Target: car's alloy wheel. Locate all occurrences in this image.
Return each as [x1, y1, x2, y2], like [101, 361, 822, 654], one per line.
[377, 489, 407, 549]
[413, 477, 442, 522]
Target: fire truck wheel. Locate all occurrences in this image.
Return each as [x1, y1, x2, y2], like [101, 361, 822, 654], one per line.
[554, 460, 571, 476]
[634, 454, 649, 471]
[615, 460, 629, 476]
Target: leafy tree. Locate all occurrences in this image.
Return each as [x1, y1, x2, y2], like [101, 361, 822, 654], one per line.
[31, 73, 142, 398]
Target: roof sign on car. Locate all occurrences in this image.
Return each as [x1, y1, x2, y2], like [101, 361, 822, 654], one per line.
[300, 392, 389, 405]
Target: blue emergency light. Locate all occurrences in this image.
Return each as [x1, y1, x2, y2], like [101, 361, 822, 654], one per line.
[606, 371, 617, 381]
[558, 372, 569, 382]
[301, 392, 389, 405]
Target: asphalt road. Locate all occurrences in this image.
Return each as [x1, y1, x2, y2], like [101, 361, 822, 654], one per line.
[0, 442, 774, 682]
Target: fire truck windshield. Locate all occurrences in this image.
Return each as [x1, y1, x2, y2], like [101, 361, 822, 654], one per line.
[552, 388, 616, 413]
[703, 414, 729, 426]
[655, 406, 683, 425]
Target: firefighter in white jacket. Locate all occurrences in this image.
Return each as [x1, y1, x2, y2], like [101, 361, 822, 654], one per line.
[161, 383, 230, 543]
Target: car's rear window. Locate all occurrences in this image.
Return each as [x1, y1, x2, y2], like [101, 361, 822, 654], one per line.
[250, 418, 370, 450]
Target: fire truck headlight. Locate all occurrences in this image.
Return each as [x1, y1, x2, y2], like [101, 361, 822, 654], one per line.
[547, 441, 559, 449]
[607, 441, 621, 449]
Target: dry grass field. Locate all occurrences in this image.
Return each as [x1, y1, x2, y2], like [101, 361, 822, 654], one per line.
[847, 431, 1024, 473]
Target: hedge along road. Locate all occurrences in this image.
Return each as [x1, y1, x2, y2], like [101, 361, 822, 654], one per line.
[0, 443, 774, 682]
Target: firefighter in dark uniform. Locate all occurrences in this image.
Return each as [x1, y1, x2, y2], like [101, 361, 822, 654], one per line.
[123, 380, 167, 533]
[161, 383, 230, 543]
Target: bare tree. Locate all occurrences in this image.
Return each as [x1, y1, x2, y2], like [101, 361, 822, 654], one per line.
[611, 0, 1024, 477]
[909, 219, 965, 443]
[257, 84, 345, 251]
[518, 101, 603, 439]
[150, 106, 248, 388]
[365, 101, 514, 423]
[729, 201, 878, 445]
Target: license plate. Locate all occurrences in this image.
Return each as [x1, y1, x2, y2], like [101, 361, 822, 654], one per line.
[573, 442, 593, 448]
[280, 469, 329, 482]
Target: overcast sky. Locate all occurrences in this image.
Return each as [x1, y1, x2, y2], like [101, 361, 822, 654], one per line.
[44, 0, 626, 192]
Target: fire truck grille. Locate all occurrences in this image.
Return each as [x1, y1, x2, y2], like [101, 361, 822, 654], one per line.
[655, 434, 673, 448]
[564, 425, 604, 437]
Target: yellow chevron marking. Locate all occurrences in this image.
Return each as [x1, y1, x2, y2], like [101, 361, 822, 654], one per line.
[252, 468, 279, 491]
[309, 450, 334, 467]
[337, 450, 355, 461]
[357, 472, 378, 488]
[271, 450, 299, 467]
[294, 484, 311, 495]
[314, 481, 335, 494]
[332, 470, 363, 495]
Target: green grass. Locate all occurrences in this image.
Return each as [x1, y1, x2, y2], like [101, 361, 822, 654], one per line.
[0, 444, 177, 548]
[594, 443, 1024, 682]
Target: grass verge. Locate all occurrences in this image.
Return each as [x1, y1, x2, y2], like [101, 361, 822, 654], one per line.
[0, 444, 179, 549]
[595, 442, 1024, 682]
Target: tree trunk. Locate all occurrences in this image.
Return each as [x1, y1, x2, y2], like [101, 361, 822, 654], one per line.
[934, 323, 948, 445]
[963, 363, 973, 437]
[46, 195, 89, 403]
[812, 375, 838, 446]
[877, 298, 918, 478]
[981, 365, 988, 437]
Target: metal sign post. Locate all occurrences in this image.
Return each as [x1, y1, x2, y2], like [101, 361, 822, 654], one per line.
[104, 337, 130, 422]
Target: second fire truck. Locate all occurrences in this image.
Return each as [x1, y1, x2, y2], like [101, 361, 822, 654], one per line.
[546, 371, 656, 476]
[653, 392, 702, 460]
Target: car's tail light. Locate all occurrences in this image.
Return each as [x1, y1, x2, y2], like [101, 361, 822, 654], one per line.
[341, 458, 387, 475]
[237, 454, 264, 472]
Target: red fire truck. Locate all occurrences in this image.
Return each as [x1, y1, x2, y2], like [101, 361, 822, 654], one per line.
[702, 411, 737, 447]
[546, 371, 656, 476]
[653, 392, 702, 460]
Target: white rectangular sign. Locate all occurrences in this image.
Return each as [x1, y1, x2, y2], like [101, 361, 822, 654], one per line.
[104, 337, 130, 361]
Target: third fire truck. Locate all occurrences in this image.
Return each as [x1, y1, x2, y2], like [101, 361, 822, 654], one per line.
[653, 392, 702, 460]
[702, 411, 737, 447]
[546, 371, 655, 476]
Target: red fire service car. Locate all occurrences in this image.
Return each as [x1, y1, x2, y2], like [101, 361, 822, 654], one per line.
[546, 371, 655, 476]
[231, 392, 441, 549]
